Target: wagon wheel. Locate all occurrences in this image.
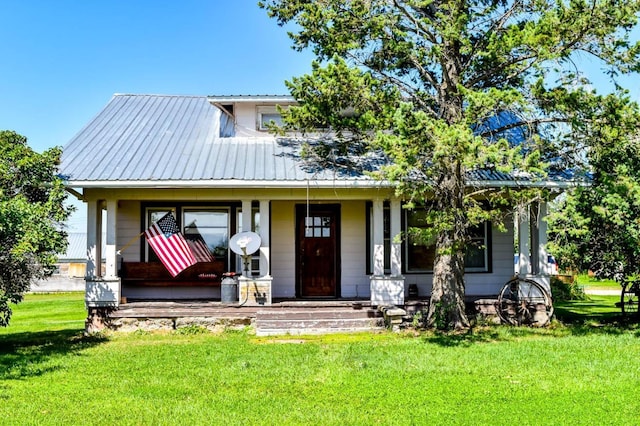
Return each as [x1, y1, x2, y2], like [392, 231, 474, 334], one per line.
[620, 280, 640, 317]
[497, 277, 554, 326]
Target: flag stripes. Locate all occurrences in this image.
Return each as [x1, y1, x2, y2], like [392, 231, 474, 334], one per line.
[144, 213, 197, 277]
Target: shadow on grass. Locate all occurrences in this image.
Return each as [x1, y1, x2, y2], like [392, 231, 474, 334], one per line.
[0, 329, 108, 380]
[422, 296, 640, 347]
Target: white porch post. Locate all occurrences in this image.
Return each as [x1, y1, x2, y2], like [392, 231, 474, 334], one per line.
[86, 200, 101, 278]
[535, 202, 551, 276]
[85, 199, 120, 309]
[518, 206, 531, 276]
[534, 201, 552, 291]
[258, 200, 271, 277]
[241, 200, 253, 234]
[390, 198, 403, 277]
[105, 199, 118, 279]
[370, 199, 405, 306]
[237, 199, 272, 306]
[372, 199, 385, 276]
[518, 202, 551, 292]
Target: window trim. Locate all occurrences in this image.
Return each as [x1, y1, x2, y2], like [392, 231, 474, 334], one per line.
[141, 202, 240, 271]
[403, 209, 492, 273]
[256, 105, 285, 131]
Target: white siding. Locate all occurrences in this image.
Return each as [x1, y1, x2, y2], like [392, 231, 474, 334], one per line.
[117, 200, 141, 262]
[340, 201, 370, 297]
[234, 103, 257, 131]
[270, 201, 296, 298]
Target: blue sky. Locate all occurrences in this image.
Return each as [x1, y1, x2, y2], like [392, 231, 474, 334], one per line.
[0, 0, 314, 153]
[1, 1, 638, 231]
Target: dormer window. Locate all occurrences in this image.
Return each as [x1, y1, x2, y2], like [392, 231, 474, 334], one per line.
[257, 106, 284, 130]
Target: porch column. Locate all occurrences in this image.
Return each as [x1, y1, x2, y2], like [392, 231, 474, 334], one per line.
[517, 206, 531, 276]
[533, 201, 552, 276]
[237, 199, 272, 306]
[534, 201, 552, 291]
[390, 198, 402, 277]
[258, 200, 271, 277]
[370, 199, 404, 306]
[372, 199, 385, 276]
[85, 199, 120, 312]
[86, 199, 102, 278]
[241, 200, 253, 234]
[105, 199, 118, 279]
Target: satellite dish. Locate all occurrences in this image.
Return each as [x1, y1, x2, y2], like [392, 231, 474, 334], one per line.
[229, 231, 262, 255]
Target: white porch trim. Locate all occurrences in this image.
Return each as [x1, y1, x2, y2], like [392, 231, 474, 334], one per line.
[517, 201, 552, 292]
[370, 198, 405, 305]
[85, 198, 121, 308]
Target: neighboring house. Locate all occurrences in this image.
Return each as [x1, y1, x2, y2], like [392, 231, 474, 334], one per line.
[59, 94, 567, 320]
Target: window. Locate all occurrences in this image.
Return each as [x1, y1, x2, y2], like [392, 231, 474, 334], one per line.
[405, 210, 490, 273]
[183, 209, 229, 264]
[145, 208, 176, 262]
[145, 206, 231, 269]
[257, 106, 284, 130]
[305, 216, 332, 238]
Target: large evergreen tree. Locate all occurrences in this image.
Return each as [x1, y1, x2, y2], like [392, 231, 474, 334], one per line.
[0, 131, 72, 326]
[260, 0, 640, 329]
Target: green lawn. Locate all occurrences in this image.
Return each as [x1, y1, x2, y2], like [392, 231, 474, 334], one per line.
[1, 293, 639, 425]
[574, 273, 620, 290]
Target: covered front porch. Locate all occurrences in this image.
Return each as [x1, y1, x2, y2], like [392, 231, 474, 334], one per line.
[81, 188, 554, 332]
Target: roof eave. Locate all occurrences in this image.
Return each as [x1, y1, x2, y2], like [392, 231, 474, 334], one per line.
[64, 178, 584, 190]
[64, 179, 389, 189]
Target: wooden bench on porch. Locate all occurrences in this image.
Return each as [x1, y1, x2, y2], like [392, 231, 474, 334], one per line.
[120, 261, 225, 287]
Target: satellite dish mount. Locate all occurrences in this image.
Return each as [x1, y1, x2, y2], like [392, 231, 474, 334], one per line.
[229, 231, 262, 275]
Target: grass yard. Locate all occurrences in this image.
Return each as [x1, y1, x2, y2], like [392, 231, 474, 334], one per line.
[574, 273, 620, 291]
[1, 293, 639, 425]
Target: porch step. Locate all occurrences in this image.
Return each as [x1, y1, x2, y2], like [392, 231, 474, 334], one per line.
[255, 307, 384, 336]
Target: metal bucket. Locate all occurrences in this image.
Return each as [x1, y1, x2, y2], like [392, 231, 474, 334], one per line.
[221, 276, 238, 303]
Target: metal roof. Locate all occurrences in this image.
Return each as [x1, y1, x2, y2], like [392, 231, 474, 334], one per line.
[60, 94, 381, 187]
[60, 232, 105, 261]
[60, 94, 579, 190]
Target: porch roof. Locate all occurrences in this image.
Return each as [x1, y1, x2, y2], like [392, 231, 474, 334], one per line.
[59, 93, 579, 190]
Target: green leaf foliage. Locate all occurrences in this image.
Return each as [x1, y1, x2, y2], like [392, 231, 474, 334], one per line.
[261, 0, 640, 328]
[0, 130, 73, 326]
[548, 93, 640, 283]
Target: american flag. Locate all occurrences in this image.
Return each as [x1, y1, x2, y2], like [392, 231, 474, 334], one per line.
[144, 213, 196, 277]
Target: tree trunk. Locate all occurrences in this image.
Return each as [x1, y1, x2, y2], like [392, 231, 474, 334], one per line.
[426, 233, 469, 330]
[426, 164, 470, 330]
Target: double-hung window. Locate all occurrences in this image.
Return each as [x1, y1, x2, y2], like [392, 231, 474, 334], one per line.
[145, 207, 229, 268]
[405, 210, 491, 273]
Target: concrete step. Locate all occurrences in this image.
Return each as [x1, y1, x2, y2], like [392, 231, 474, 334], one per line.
[255, 307, 384, 336]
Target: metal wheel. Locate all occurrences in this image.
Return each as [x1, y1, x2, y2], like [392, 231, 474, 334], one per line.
[497, 277, 554, 326]
[620, 280, 640, 317]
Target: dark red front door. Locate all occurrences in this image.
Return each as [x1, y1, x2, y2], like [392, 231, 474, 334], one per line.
[296, 204, 340, 298]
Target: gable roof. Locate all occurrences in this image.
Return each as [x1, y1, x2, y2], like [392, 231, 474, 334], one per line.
[60, 94, 382, 188]
[60, 93, 579, 190]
